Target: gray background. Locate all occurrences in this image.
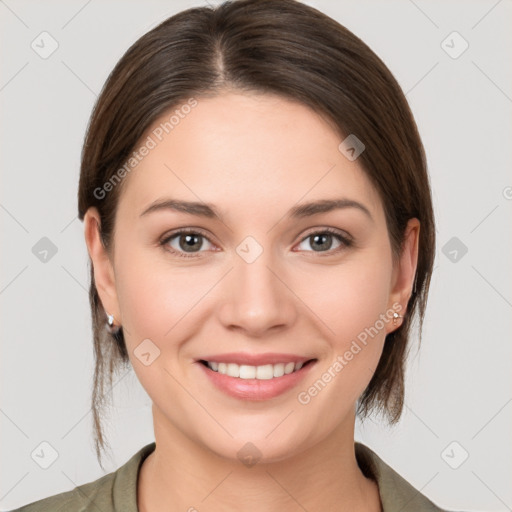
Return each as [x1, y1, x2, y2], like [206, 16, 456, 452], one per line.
[1, 0, 511, 510]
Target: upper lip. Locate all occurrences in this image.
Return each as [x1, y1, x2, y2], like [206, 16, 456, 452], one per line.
[197, 352, 315, 366]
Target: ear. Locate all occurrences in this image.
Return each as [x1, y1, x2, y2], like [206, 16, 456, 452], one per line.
[83, 207, 121, 326]
[386, 218, 420, 332]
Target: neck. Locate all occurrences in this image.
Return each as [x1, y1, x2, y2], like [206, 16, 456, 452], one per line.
[138, 405, 382, 512]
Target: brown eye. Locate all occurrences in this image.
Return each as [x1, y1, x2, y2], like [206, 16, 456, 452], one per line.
[296, 228, 352, 254]
[176, 233, 204, 252]
[160, 229, 215, 258]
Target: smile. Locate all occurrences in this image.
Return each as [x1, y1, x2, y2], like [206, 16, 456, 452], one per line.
[201, 360, 312, 379]
[197, 358, 317, 400]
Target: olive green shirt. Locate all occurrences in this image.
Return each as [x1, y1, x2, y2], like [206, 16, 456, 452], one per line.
[12, 441, 453, 511]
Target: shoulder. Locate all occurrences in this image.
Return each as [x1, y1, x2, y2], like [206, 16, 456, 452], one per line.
[355, 442, 465, 512]
[10, 442, 156, 512]
[10, 471, 116, 512]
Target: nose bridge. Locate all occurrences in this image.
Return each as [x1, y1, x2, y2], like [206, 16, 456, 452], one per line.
[219, 234, 296, 334]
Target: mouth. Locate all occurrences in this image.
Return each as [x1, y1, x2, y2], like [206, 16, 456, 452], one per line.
[198, 359, 316, 380]
[196, 357, 318, 401]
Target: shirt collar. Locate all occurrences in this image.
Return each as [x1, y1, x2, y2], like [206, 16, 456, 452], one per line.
[113, 441, 445, 512]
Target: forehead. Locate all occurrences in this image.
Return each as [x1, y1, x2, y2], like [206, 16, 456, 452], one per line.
[117, 92, 383, 223]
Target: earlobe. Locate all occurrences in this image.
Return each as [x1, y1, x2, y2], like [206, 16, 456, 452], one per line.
[388, 218, 420, 327]
[83, 207, 121, 323]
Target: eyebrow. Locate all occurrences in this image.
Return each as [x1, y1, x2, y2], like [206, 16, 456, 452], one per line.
[139, 198, 373, 221]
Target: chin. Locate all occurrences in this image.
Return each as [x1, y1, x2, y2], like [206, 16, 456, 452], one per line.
[196, 423, 317, 467]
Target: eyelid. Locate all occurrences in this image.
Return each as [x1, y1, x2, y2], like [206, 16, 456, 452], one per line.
[159, 227, 217, 256]
[299, 226, 353, 244]
[159, 226, 353, 258]
[294, 227, 353, 256]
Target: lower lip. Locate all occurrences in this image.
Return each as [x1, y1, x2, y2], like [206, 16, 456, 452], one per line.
[197, 361, 316, 401]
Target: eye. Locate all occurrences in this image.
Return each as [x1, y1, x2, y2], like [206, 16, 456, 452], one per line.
[160, 228, 216, 258]
[295, 228, 352, 255]
[160, 227, 353, 259]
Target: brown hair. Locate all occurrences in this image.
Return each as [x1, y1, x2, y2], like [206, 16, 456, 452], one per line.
[78, 0, 435, 468]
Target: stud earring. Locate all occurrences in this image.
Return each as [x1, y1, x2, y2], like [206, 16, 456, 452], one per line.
[106, 311, 121, 334]
[392, 312, 404, 326]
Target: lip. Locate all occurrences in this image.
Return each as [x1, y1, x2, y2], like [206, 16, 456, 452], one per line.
[196, 357, 317, 401]
[196, 352, 313, 366]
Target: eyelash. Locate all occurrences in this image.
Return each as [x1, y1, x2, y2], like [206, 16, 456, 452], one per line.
[159, 227, 353, 259]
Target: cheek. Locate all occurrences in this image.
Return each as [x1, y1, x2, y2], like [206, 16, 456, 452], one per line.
[114, 252, 169, 339]
[114, 245, 206, 340]
[113, 245, 223, 390]
[298, 247, 393, 391]
[292, 253, 393, 417]
[307, 250, 392, 334]
[112, 249, 195, 398]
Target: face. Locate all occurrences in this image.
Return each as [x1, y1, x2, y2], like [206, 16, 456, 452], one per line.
[85, 91, 418, 463]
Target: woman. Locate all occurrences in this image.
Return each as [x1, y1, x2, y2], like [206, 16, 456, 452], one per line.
[14, 0, 457, 510]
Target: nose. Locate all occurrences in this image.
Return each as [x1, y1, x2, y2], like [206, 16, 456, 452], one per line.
[217, 247, 298, 337]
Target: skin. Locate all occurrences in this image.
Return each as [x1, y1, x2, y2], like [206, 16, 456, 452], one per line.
[84, 91, 419, 512]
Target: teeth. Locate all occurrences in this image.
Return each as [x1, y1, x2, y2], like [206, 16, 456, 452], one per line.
[284, 362, 295, 374]
[206, 361, 307, 379]
[240, 365, 256, 379]
[227, 363, 239, 377]
[273, 363, 285, 377]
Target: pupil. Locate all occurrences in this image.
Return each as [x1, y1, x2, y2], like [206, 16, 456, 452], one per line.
[312, 233, 332, 251]
[181, 234, 202, 252]
[177, 233, 333, 253]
